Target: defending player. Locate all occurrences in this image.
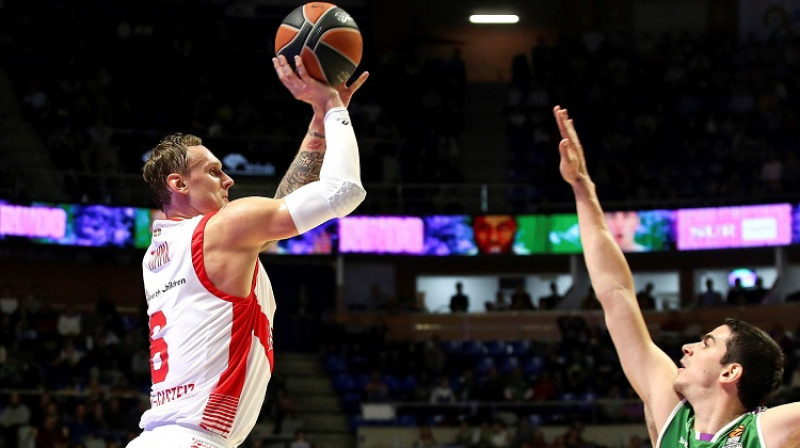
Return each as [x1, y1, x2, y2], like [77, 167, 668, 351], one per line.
[553, 105, 799, 448]
[126, 55, 368, 448]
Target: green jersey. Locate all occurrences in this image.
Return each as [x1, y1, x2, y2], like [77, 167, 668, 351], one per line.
[657, 400, 766, 448]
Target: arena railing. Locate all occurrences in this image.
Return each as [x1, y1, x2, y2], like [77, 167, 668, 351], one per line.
[8, 169, 800, 215]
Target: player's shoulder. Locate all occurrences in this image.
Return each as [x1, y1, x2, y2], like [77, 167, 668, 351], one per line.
[757, 402, 800, 448]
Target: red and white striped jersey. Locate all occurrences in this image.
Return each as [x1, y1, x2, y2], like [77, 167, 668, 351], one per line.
[140, 212, 276, 446]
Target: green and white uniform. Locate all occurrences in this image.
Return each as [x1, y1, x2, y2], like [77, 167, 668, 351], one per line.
[657, 400, 767, 448]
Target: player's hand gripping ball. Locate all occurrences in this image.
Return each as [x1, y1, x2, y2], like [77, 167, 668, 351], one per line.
[275, 2, 363, 86]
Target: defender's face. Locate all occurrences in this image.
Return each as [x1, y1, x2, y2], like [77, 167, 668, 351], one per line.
[674, 325, 732, 394]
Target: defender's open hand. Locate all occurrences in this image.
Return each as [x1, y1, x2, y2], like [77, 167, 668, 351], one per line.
[553, 105, 588, 187]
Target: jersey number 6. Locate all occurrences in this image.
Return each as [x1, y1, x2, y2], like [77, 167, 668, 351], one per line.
[149, 310, 170, 384]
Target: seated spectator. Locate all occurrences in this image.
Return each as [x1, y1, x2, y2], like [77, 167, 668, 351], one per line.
[0, 392, 31, 448]
[453, 419, 473, 448]
[489, 420, 510, 448]
[726, 278, 748, 306]
[471, 420, 494, 448]
[364, 370, 389, 402]
[450, 282, 470, 313]
[477, 366, 505, 402]
[747, 276, 769, 305]
[290, 429, 311, 448]
[412, 425, 439, 448]
[539, 282, 563, 310]
[0, 284, 20, 325]
[531, 369, 558, 401]
[509, 417, 536, 448]
[57, 304, 82, 338]
[635, 283, 656, 310]
[503, 367, 533, 401]
[509, 285, 534, 311]
[696, 279, 724, 308]
[486, 290, 510, 312]
[430, 375, 456, 404]
[34, 414, 69, 448]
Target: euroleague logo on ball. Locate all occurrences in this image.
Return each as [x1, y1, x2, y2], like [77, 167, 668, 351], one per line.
[334, 11, 354, 23]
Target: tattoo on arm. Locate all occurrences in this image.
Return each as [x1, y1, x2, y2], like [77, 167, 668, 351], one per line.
[274, 151, 324, 198]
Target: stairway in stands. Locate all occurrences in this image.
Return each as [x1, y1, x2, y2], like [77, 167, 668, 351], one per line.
[276, 352, 354, 448]
[458, 82, 511, 212]
[0, 66, 64, 201]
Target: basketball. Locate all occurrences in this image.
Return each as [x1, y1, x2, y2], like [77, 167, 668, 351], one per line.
[275, 2, 363, 86]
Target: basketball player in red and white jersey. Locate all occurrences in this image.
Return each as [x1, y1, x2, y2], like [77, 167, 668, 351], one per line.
[126, 55, 368, 448]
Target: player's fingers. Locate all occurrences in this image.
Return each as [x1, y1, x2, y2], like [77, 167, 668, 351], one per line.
[558, 138, 570, 159]
[273, 56, 294, 84]
[348, 71, 369, 92]
[565, 118, 583, 149]
[554, 107, 569, 140]
[294, 55, 310, 81]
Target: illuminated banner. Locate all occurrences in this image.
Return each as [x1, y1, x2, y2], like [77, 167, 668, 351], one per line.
[339, 216, 424, 254]
[276, 220, 337, 255]
[0, 203, 67, 239]
[676, 204, 792, 250]
[423, 215, 476, 256]
[33, 203, 140, 247]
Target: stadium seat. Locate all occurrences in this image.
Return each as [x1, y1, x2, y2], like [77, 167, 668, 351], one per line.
[522, 356, 545, 375]
[473, 356, 496, 376]
[484, 340, 508, 357]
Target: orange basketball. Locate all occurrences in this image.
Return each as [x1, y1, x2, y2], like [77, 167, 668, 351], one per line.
[275, 2, 363, 86]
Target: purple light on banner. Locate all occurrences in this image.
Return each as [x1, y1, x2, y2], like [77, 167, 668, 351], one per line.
[0, 204, 67, 239]
[676, 204, 791, 250]
[339, 216, 424, 254]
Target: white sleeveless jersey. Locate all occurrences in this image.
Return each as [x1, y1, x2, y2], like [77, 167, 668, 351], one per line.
[140, 213, 276, 447]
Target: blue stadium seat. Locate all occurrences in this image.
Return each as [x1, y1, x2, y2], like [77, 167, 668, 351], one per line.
[461, 340, 486, 358]
[499, 356, 520, 374]
[508, 340, 531, 357]
[523, 356, 545, 375]
[474, 356, 495, 376]
[333, 372, 357, 393]
[400, 374, 418, 395]
[341, 391, 363, 415]
[441, 340, 462, 355]
[325, 354, 347, 373]
[396, 414, 417, 427]
[484, 340, 508, 357]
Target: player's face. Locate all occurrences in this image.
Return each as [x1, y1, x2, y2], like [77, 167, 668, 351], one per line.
[474, 215, 517, 254]
[185, 145, 234, 214]
[674, 325, 732, 395]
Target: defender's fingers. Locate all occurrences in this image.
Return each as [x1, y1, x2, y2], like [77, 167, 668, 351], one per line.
[565, 118, 583, 149]
[554, 108, 570, 141]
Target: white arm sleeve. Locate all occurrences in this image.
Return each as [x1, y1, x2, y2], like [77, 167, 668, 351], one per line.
[283, 107, 367, 234]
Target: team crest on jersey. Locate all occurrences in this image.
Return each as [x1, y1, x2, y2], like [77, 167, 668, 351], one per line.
[147, 241, 170, 271]
[722, 425, 744, 448]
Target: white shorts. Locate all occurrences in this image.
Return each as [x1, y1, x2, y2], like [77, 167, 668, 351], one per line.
[126, 425, 233, 448]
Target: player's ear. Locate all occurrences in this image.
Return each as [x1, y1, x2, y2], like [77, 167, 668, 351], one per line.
[720, 363, 742, 384]
[167, 174, 188, 193]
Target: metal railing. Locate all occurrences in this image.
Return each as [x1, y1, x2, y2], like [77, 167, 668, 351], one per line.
[6, 168, 800, 215]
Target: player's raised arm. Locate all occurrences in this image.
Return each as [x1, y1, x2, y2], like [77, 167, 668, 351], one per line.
[553, 106, 681, 432]
[213, 56, 365, 248]
[273, 58, 369, 200]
